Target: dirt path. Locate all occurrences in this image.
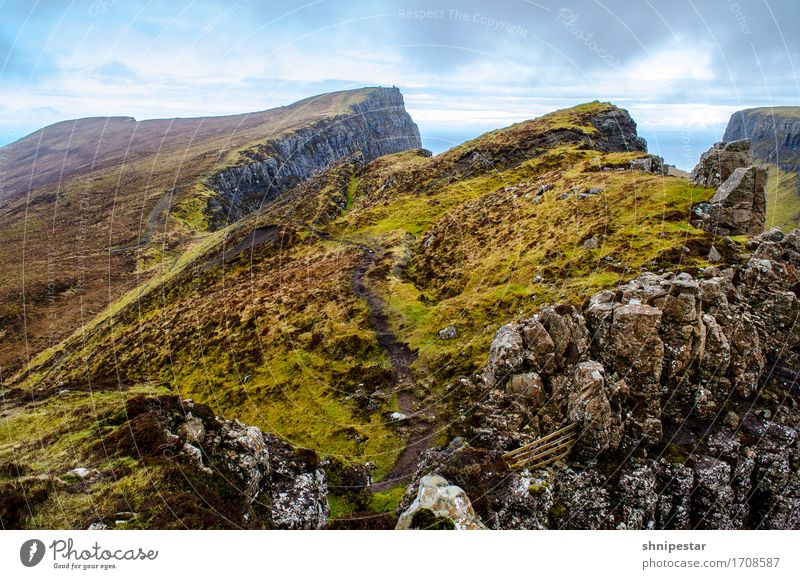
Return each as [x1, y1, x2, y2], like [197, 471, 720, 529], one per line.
[111, 188, 175, 254]
[295, 223, 435, 491]
[350, 245, 436, 492]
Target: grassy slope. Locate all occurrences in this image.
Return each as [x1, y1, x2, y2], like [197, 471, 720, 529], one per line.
[765, 165, 800, 230]
[2, 102, 719, 527]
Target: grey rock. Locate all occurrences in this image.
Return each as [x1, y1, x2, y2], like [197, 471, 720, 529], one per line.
[438, 324, 458, 340]
[396, 474, 487, 530]
[630, 155, 666, 174]
[692, 165, 767, 236]
[506, 371, 545, 406]
[568, 361, 620, 457]
[482, 324, 526, 384]
[690, 139, 751, 188]
[207, 87, 421, 223]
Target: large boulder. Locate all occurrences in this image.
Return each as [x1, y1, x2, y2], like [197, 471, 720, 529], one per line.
[396, 474, 487, 530]
[692, 165, 767, 235]
[690, 139, 751, 187]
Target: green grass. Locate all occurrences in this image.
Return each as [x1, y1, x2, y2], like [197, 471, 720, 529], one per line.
[369, 484, 407, 513]
[344, 175, 359, 211]
[745, 106, 800, 119]
[765, 165, 800, 230]
[344, 153, 714, 384]
[172, 183, 215, 231]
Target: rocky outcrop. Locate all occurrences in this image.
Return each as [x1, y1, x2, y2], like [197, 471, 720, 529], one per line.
[411, 228, 800, 529]
[587, 106, 648, 153]
[101, 394, 329, 529]
[692, 165, 768, 235]
[724, 108, 800, 173]
[690, 139, 751, 188]
[630, 154, 666, 175]
[207, 87, 421, 223]
[690, 140, 767, 235]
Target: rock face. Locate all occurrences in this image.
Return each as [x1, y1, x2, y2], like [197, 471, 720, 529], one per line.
[588, 107, 648, 153]
[724, 108, 800, 174]
[414, 228, 800, 529]
[690, 140, 767, 235]
[207, 87, 421, 223]
[396, 474, 487, 530]
[103, 395, 329, 529]
[693, 165, 768, 235]
[690, 139, 751, 188]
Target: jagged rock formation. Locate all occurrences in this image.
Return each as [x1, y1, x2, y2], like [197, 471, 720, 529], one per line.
[690, 140, 752, 188]
[693, 166, 768, 236]
[99, 395, 329, 529]
[207, 87, 421, 223]
[408, 228, 800, 529]
[690, 140, 767, 235]
[724, 108, 800, 174]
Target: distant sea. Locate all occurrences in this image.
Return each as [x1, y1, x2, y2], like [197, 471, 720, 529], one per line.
[421, 127, 723, 173]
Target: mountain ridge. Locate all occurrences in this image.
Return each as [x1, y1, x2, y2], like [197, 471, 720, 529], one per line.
[0, 86, 420, 374]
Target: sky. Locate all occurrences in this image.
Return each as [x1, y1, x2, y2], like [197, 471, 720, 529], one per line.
[1, 0, 798, 169]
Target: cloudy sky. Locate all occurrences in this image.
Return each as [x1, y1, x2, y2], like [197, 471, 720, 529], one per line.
[1, 0, 798, 167]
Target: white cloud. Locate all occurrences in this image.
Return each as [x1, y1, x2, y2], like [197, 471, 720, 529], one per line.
[620, 43, 716, 83]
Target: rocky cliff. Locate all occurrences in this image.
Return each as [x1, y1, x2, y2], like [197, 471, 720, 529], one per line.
[724, 108, 800, 175]
[402, 227, 800, 529]
[207, 87, 421, 223]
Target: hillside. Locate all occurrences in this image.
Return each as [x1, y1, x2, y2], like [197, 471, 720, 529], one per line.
[2, 100, 745, 529]
[0, 87, 420, 375]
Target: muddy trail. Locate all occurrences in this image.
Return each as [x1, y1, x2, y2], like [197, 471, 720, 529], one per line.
[350, 245, 436, 492]
[292, 223, 436, 492]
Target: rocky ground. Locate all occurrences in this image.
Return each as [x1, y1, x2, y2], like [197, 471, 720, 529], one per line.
[397, 226, 800, 529]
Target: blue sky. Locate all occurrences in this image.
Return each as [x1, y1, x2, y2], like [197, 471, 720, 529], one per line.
[1, 0, 798, 168]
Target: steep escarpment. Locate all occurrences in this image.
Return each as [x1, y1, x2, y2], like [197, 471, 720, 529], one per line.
[0, 87, 418, 376]
[401, 227, 800, 529]
[207, 87, 421, 224]
[724, 107, 800, 172]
